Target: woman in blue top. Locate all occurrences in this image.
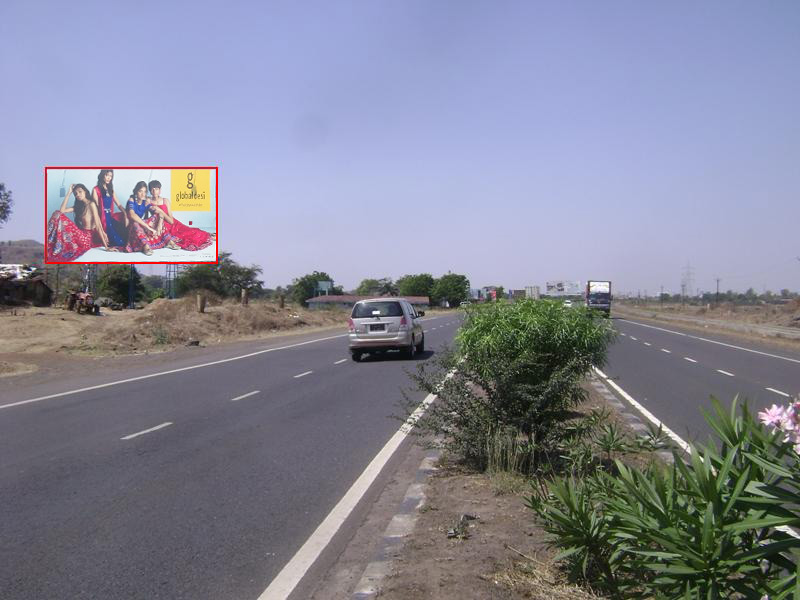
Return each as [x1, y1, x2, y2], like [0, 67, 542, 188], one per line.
[125, 181, 177, 255]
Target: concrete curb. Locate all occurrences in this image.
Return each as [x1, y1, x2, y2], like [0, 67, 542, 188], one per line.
[351, 445, 441, 598]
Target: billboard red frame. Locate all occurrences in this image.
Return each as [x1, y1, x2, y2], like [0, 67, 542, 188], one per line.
[44, 166, 219, 265]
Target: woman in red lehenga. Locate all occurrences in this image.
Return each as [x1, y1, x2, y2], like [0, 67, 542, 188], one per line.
[46, 184, 114, 261]
[147, 180, 215, 251]
[125, 181, 178, 256]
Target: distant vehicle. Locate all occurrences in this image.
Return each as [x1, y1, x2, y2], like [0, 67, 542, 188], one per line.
[563, 299, 573, 308]
[459, 300, 471, 307]
[348, 298, 425, 361]
[586, 281, 612, 316]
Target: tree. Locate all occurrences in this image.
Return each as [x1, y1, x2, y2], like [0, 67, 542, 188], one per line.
[176, 265, 226, 297]
[0, 183, 13, 262]
[378, 277, 398, 296]
[0, 183, 12, 227]
[99, 265, 143, 304]
[432, 273, 470, 307]
[495, 286, 505, 300]
[397, 273, 435, 298]
[291, 271, 341, 305]
[218, 252, 264, 296]
[355, 278, 381, 296]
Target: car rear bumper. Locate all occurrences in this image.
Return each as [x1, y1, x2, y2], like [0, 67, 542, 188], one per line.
[348, 330, 413, 350]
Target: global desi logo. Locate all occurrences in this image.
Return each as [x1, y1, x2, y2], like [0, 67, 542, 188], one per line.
[171, 169, 211, 211]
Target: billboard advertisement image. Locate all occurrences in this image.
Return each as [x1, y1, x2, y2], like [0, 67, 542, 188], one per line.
[45, 167, 218, 264]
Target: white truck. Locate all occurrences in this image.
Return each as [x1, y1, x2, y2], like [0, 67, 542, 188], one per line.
[586, 280, 612, 316]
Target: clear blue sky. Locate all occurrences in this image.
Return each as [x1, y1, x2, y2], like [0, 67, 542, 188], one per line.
[1, 0, 798, 295]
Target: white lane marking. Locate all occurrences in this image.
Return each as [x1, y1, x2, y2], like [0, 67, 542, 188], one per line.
[593, 368, 690, 454]
[259, 369, 456, 599]
[293, 371, 313, 379]
[1, 314, 453, 413]
[121, 422, 172, 440]
[230, 390, 260, 402]
[593, 367, 800, 541]
[643, 342, 651, 347]
[683, 357, 697, 363]
[620, 332, 627, 336]
[619, 319, 800, 364]
[630, 336, 638, 341]
[661, 348, 671, 354]
[766, 387, 791, 398]
[334, 359, 347, 365]
[0, 333, 349, 412]
[717, 369, 735, 377]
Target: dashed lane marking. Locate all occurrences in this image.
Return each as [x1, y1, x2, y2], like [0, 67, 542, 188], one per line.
[293, 371, 313, 379]
[230, 390, 260, 402]
[683, 357, 697, 363]
[121, 422, 173, 440]
[661, 348, 671, 354]
[717, 369, 735, 377]
[334, 359, 347, 365]
[643, 342, 651, 346]
[766, 387, 790, 398]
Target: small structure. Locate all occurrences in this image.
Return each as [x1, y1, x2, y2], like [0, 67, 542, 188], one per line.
[306, 295, 430, 310]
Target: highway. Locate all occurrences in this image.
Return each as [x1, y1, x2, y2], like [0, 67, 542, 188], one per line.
[604, 317, 800, 444]
[0, 314, 463, 600]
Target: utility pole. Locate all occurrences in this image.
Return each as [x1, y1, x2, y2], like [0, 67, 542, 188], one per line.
[660, 285, 664, 308]
[715, 277, 721, 306]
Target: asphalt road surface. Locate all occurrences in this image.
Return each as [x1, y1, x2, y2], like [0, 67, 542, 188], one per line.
[0, 314, 463, 600]
[605, 316, 800, 444]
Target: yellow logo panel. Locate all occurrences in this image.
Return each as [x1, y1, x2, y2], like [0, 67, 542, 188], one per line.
[171, 169, 211, 211]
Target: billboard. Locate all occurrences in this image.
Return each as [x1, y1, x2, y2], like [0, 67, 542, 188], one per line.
[45, 167, 218, 264]
[545, 280, 582, 296]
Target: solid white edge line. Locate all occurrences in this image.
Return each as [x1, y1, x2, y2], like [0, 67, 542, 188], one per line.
[0, 314, 456, 412]
[683, 357, 697, 363]
[293, 371, 313, 379]
[1, 333, 349, 411]
[258, 369, 456, 599]
[717, 369, 735, 377]
[619, 318, 800, 364]
[120, 422, 173, 440]
[230, 390, 260, 402]
[766, 387, 791, 398]
[593, 367, 800, 540]
[334, 359, 347, 365]
[593, 367, 691, 454]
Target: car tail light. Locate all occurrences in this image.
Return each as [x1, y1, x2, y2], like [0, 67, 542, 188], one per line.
[348, 318, 355, 332]
[399, 316, 409, 331]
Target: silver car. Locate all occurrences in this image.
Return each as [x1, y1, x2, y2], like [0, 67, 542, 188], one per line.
[348, 298, 425, 361]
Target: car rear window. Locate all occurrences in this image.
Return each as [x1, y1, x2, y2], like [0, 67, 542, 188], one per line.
[352, 301, 404, 318]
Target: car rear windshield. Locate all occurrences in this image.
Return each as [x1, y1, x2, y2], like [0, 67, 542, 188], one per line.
[352, 301, 404, 318]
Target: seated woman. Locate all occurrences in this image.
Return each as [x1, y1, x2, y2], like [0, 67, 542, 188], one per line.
[92, 169, 128, 247]
[47, 183, 112, 261]
[125, 181, 178, 256]
[147, 180, 216, 251]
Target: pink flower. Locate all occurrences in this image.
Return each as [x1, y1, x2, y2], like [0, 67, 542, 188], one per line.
[760, 404, 788, 428]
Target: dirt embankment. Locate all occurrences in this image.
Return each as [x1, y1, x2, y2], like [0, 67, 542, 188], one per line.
[0, 299, 349, 375]
[618, 300, 800, 328]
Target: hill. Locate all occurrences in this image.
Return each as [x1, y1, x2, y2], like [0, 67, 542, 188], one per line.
[0, 239, 45, 265]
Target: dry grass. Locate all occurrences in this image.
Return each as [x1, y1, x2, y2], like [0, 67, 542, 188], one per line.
[489, 557, 600, 599]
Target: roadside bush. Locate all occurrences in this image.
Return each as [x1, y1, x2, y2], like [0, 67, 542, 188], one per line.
[527, 398, 800, 598]
[406, 299, 615, 472]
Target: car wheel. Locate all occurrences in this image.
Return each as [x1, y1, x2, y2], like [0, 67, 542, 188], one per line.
[351, 351, 362, 362]
[405, 339, 415, 359]
[415, 333, 424, 353]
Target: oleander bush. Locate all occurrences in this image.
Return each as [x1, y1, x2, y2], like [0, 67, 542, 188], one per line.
[527, 398, 800, 599]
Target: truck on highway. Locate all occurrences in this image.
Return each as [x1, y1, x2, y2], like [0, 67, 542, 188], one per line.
[586, 280, 612, 316]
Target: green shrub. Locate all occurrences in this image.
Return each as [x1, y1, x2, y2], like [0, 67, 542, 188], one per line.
[528, 398, 800, 598]
[406, 299, 615, 472]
